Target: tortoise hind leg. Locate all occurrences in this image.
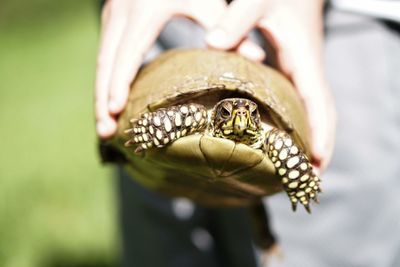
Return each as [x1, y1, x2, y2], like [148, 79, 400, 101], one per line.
[249, 202, 280, 265]
[249, 203, 276, 250]
[264, 128, 321, 213]
[125, 103, 208, 153]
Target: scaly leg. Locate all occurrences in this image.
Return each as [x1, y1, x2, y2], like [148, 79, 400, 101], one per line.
[125, 103, 208, 153]
[265, 128, 321, 213]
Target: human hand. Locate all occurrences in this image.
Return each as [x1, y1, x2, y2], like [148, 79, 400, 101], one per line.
[206, 0, 336, 171]
[95, 0, 266, 139]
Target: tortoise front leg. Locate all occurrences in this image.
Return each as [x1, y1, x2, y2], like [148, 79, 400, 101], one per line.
[125, 103, 208, 153]
[265, 128, 321, 213]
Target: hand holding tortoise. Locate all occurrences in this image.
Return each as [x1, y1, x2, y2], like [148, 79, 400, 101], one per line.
[95, 0, 264, 138]
[95, 0, 336, 171]
[206, 0, 336, 170]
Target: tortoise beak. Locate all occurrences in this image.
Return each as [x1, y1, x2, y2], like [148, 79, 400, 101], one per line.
[233, 109, 249, 136]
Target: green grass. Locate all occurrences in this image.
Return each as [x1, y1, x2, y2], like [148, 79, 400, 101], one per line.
[0, 1, 118, 266]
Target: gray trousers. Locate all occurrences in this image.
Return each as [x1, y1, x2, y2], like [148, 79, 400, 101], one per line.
[117, 8, 400, 267]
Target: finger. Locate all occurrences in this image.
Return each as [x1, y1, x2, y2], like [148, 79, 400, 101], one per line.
[292, 73, 336, 171]
[95, 2, 128, 138]
[184, 0, 266, 62]
[237, 38, 266, 62]
[108, 4, 171, 114]
[108, 0, 228, 115]
[309, 87, 336, 171]
[309, 93, 336, 172]
[258, 17, 336, 170]
[174, 0, 227, 30]
[206, 0, 267, 49]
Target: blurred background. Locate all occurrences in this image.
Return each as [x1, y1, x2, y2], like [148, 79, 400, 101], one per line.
[2, 1, 399, 267]
[0, 1, 119, 266]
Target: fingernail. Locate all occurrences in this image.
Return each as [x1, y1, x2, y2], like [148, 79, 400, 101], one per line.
[206, 29, 228, 48]
[312, 143, 324, 167]
[109, 100, 119, 113]
[239, 43, 266, 62]
[97, 122, 108, 136]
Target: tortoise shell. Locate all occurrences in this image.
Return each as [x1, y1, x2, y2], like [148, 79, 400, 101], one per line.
[107, 49, 311, 207]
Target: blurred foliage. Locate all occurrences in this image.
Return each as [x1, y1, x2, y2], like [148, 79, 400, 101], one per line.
[0, 0, 118, 267]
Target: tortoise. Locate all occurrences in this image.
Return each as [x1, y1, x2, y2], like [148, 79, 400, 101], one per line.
[103, 48, 321, 213]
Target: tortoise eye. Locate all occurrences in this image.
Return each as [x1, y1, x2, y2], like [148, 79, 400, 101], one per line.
[220, 106, 231, 118]
[250, 105, 259, 118]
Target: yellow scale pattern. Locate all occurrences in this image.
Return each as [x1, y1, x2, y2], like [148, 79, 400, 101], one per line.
[125, 104, 208, 153]
[265, 128, 321, 213]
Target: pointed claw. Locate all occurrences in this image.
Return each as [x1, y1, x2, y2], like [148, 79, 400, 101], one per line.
[313, 196, 320, 204]
[124, 140, 134, 147]
[124, 128, 133, 134]
[291, 202, 297, 212]
[304, 204, 312, 214]
[134, 146, 144, 154]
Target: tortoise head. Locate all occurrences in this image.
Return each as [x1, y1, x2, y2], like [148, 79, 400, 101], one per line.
[211, 98, 262, 146]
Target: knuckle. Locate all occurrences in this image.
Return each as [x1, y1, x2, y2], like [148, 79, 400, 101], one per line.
[95, 98, 106, 110]
[107, 0, 129, 18]
[96, 55, 113, 69]
[109, 86, 124, 99]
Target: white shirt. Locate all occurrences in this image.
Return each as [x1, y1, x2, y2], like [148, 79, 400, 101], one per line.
[331, 0, 400, 22]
